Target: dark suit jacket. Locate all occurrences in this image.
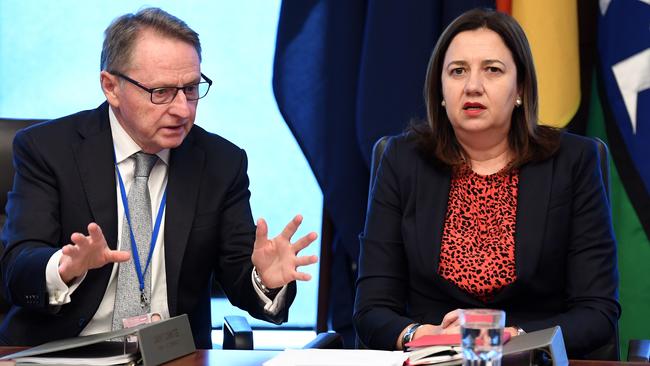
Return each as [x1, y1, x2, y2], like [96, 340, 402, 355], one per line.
[353, 132, 620, 357]
[0, 102, 296, 347]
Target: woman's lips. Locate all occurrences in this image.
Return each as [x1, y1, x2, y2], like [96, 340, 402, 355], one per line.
[462, 102, 486, 116]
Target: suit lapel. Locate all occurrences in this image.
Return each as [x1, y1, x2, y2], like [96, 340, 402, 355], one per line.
[164, 132, 204, 315]
[414, 161, 456, 283]
[416, 159, 497, 306]
[512, 159, 553, 282]
[72, 103, 118, 249]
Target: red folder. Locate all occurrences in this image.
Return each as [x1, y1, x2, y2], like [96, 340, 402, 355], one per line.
[405, 332, 511, 348]
[405, 334, 461, 348]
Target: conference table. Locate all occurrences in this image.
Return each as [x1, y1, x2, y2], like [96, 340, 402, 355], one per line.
[161, 350, 650, 366]
[0, 347, 647, 366]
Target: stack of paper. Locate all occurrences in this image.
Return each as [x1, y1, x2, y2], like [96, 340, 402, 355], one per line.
[4, 341, 139, 365]
[404, 334, 463, 366]
[263, 349, 408, 366]
[404, 346, 462, 366]
[0, 315, 195, 366]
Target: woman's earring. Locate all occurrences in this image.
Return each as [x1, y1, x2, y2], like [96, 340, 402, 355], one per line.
[515, 97, 522, 107]
[441, 100, 446, 107]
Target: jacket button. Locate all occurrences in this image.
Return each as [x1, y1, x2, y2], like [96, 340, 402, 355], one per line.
[79, 318, 86, 327]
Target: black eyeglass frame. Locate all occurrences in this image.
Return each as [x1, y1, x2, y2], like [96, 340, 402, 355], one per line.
[111, 72, 213, 104]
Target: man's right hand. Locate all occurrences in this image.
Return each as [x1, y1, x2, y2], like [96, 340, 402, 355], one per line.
[58, 222, 131, 284]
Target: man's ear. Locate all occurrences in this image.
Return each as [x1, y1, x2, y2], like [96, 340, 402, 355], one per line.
[100, 71, 120, 107]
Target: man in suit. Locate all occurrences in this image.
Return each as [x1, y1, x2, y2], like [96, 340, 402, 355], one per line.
[0, 7, 317, 347]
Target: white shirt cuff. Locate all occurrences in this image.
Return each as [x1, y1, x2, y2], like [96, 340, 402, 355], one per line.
[251, 269, 287, 316]
[46, 249, 87, 305]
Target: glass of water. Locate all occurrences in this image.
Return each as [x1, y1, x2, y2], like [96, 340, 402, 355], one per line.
[460, 309, 506, 366]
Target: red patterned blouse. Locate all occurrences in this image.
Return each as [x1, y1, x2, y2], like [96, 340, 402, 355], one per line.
[437, 162, 519, 301]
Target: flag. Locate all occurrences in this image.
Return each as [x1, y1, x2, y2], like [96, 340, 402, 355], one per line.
[504, 0, 650, 354]
[593, 0, 650, 356]
[273, 0, 494, 347]
[511, 0, 581, 127]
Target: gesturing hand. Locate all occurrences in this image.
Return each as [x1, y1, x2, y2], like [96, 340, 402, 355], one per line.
[251, 215, 319, 289]
[58, 223, 131, 284]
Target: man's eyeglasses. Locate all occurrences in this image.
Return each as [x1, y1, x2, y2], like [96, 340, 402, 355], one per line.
[112, 72, 212, 104]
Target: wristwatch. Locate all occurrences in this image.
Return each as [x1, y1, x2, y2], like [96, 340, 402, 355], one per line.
[253, 266, 280, 296]
[402, 323, 421, 349]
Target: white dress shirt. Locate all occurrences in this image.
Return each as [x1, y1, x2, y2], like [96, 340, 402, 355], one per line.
[45, 106, 286, 335]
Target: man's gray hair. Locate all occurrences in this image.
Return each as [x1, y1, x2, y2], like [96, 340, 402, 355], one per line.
[100, 7, 201, 72]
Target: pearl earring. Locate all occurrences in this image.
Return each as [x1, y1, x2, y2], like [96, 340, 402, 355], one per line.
[441, 100, 446, 107]
[515, 97, 522, 107]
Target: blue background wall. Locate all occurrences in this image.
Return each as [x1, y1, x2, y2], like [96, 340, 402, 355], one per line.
[0, 0, 322, 329]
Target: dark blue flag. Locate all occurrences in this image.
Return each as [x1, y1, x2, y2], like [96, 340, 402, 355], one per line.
[273, 0, 494, 347]
[598, 0, 650, 234]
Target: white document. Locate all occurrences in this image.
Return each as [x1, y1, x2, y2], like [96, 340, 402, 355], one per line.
[8, 341, 138, 365]
[14, 353, 137, 366]
[263, 349, 408, 366]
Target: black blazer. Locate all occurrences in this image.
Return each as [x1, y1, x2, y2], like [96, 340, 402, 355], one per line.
[0, 102, 296, 347]
[353, 132, 620, 357]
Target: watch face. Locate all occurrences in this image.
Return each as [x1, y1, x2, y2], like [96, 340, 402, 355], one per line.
[403, 324, 420, 347]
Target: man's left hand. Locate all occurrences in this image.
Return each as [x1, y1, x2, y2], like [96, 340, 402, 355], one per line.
[251, 215, 318, 289]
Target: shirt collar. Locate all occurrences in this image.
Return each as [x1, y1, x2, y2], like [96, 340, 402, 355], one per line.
[108, 106, 170, 166]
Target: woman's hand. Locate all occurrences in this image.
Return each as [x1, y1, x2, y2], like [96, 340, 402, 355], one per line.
[397, 309, 521, 350]
[414, 324, 444, 339]
[441, 309, 461, 329]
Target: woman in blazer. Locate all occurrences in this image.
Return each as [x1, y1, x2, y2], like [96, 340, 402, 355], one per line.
[353, 8, 619, 358]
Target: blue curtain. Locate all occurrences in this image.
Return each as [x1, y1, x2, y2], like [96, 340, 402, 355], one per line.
[273, 0, 494, 347]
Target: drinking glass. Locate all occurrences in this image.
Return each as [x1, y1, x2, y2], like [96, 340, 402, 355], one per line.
[460, 309, 505, 366]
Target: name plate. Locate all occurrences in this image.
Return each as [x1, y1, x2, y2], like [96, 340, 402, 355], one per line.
[137, 314, 196, 365]
[503, 326, 568, 366]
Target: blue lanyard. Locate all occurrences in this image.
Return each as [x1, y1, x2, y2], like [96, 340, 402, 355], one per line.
[114, 153, 167, 300]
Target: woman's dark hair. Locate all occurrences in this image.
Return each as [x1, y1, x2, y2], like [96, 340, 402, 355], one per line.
[412, 8, 560, 167]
